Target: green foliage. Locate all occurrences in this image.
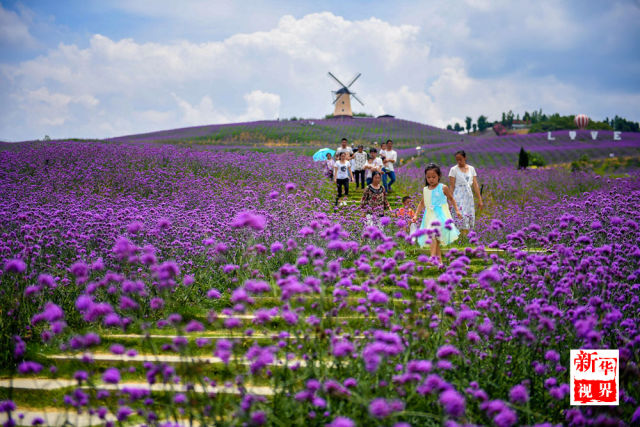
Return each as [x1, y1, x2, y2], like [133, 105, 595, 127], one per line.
[571, 154, 592, 172]
[501, 110, 514, 127]
[477, 115, 489, 132]
[527, 151, 546, 167]
[609, 115, 640, 132]
[528, 114, 612, 133]
[517, 147, 546, 168]
[449, 109, 636, 134]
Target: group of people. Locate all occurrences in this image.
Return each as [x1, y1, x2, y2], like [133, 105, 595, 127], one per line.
[325, 138, 398, 206]
[324, 138, 484, 265]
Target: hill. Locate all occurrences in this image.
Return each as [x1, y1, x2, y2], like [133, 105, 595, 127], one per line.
[106, 117, 467, 147]
[411, 130, 640, 168]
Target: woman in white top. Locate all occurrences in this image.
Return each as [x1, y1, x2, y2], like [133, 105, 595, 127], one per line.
[334, 151, 355, 206]
[352, 145, 368, 189]
[448, 150, 483, 238]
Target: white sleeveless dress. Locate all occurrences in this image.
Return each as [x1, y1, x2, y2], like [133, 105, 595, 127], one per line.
[448, 165, 476, 229]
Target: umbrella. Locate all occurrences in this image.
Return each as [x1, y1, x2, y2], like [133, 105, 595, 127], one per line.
[312, 148, 336, 162]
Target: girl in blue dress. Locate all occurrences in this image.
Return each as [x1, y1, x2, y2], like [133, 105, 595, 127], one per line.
[413, 163, 462, 265]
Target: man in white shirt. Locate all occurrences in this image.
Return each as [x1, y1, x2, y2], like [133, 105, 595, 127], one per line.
[382, 139, 397, 192]
[335, 138, 353, 160]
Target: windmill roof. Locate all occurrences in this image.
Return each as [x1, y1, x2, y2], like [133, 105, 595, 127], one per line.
[336, 87, 351, 94]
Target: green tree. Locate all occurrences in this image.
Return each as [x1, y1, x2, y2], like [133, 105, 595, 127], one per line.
[477, 115, 488, 132]
[506, 110, 514, 128]
[472, 123, 477, 132]
[612, 115, 640, 132]
[465, 116, 472, 133]
[446, 124, 453, 131]
[454, 122, 463, 132]
[523, 111, 531, 122]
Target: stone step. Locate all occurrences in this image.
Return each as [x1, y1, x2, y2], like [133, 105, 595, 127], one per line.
[0, 408, 114, 427]
[106, 333, 365, 341]
[0, 378, 274, 396]
[44, 352, 310, 368]
[0, 378, 77, 390]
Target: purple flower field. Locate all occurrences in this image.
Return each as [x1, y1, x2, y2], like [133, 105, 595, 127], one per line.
[1, 139, 639, 426]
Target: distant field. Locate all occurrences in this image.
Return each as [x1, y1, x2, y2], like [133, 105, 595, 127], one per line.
[409, 130, 640, 168]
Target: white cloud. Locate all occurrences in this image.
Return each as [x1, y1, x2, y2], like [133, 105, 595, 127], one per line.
[172, 90, 280, 126]
[0, 2, 37, 48]
[243, 90, 281, 121]
[9, 87, 99, 127]
[0, 7, 638, 141]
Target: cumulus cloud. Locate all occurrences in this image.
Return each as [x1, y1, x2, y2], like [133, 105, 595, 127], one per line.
[0, 5, 638, 141]
[172, 90, 280, 125]
[0, 3, 37, 48]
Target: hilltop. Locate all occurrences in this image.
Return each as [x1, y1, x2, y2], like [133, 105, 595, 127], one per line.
[106, 117, 466, 147]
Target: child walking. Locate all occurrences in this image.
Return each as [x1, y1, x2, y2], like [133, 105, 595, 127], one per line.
[334, 151, 354, 206]
[325, 152, 335, 180]
[413, 163, 462, 265]
[396, 196, 417, 236]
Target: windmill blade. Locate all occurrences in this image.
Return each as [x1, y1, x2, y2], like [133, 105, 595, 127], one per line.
[327, 71, 348, 89]
[346, 73, 361, 88]
[352, 93, 364, 106]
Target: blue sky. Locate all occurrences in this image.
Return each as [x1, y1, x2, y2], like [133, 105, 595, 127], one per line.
[1, 0, 639, 141]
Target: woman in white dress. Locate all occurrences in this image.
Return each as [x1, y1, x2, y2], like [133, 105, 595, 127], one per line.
[448, 150, 483, 239]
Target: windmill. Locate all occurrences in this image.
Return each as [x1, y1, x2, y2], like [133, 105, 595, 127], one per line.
[328, 72, 363, 118]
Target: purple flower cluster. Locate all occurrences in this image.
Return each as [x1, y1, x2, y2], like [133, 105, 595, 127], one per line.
[1, 139, 639, 426]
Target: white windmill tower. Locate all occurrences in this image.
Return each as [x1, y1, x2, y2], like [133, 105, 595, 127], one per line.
[328, 72, 364, 118]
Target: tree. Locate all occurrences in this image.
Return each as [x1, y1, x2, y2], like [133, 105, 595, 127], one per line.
[465, 116, 472, 133]
[518, 146, 529, 169]
[523, 111, 531, 122]
[446, 124, 453, 131]
[612, 115, 640, 132]
[477, 115, 488, 132]
[506, 110, 514, 128]
[501, 112, 507, 126]
[453, 122, 463, 132]
[472, 124, 477, 132]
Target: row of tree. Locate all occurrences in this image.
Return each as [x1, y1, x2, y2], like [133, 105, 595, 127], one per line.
[446, 115, 490, 133]
[446, 110, 639, 134]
